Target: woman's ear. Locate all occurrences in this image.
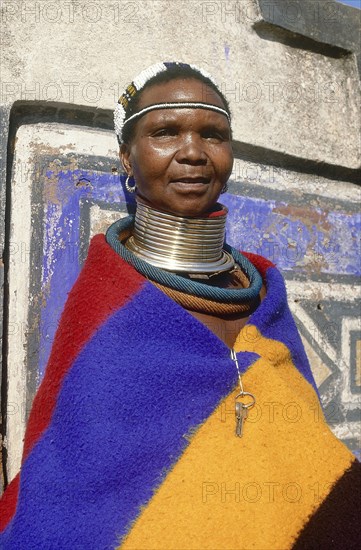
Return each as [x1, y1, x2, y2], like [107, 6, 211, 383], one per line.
[119, 144, 132, 176]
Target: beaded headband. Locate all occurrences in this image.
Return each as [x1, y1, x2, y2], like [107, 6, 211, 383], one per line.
[114, 61, 230, 144]
[123, 102, 231, 127]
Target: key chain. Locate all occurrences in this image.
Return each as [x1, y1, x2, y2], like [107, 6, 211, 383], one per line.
[231, 349, 256, 438]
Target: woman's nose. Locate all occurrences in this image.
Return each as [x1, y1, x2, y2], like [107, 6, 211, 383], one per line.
[175, 133, 207, 164]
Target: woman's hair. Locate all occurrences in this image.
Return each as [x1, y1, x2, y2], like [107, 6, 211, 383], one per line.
[115, 62, 231, 144]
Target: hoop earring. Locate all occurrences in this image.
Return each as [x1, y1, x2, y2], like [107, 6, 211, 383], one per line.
[125, 175, 137, 193]
[221, 183, 228, 194]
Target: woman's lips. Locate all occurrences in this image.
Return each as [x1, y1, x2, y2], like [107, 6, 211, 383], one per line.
[170, 176, 211, 184]
[169, 179, 211, 193]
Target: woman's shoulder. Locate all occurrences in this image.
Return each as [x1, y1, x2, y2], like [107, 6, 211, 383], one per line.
[55, 234, 146, 345]
[241, 250, 276, 278]
[78, 233, 144, 290]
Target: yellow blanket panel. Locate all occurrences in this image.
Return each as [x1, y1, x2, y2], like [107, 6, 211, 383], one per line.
[119, 328, 354, 550]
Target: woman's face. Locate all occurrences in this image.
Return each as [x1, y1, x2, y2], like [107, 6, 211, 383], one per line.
[120, 78, 233, 217]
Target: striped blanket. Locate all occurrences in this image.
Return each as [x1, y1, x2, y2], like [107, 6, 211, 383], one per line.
[0, 234, 359, 549]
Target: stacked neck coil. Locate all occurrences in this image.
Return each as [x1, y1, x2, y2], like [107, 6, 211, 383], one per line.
[125, 201, 235, 273]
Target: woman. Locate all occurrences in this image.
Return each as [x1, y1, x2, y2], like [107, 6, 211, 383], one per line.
[0, 62, 359, 549]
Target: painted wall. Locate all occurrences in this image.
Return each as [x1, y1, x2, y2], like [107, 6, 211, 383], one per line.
[1, 0, 360, 487]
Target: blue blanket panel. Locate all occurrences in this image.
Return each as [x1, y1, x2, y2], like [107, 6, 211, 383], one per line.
[1, 282, 259, 550]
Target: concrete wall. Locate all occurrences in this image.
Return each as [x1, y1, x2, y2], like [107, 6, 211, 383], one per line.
[1, 0, 360, 488]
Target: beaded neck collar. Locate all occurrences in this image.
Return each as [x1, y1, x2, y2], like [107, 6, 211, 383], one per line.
[105, 202, 263, 305]
[125, 199, 235, 275]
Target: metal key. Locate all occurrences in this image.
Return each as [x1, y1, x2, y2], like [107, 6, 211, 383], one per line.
[235, 402, 248, 437]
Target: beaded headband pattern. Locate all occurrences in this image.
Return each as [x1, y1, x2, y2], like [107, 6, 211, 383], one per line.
[123, 102, 231, 127]
[114, 61, 229, 144]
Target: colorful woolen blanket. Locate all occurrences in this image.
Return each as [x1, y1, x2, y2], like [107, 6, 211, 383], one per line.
[0, 234, 359, 549]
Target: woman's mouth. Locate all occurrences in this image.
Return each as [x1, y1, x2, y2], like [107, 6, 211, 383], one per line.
[169, 178, 211, 193]
[170, 176, 211, 185]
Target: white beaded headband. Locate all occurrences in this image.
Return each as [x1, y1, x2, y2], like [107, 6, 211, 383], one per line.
[114, 62, 230, 144]
[123, 102, 231, 127]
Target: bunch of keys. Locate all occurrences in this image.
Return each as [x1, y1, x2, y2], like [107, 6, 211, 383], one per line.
[235, 392, 256, 437]
[230, 349, 256, 438]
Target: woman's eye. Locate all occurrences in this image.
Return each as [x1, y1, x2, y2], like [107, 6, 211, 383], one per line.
[152, 127, 177, 137]
[202, 130, 226, 141]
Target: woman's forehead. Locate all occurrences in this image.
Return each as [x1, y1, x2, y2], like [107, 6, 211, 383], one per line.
[139, 107, 230, 129]
[137, 78, 226, 111]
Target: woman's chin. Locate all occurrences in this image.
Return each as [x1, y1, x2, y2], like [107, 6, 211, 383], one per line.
[154, 198, 220, 218]
[142, 191, 221, 218]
